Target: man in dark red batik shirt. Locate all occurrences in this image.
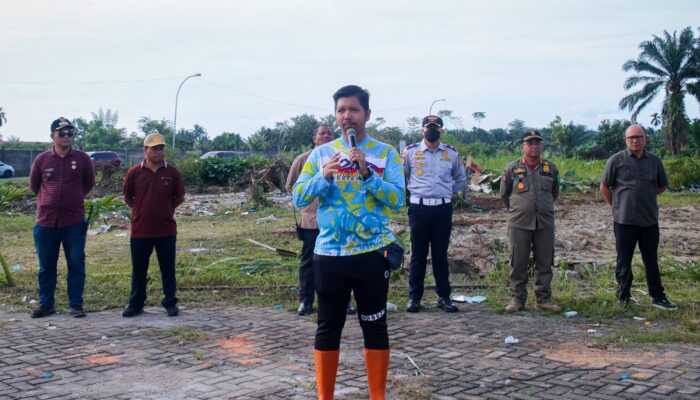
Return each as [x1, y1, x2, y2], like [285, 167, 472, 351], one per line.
[121, 132, 185, 318]
[29, 117, 95, 319]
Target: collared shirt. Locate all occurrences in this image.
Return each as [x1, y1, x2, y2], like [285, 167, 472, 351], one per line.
[402, 140, 467, 199]
[285, 150, 319, 230]
[292, 135, 405, 256]
[500, 157, 559, 230]
[123, 161, 185, 238]
[29, 147, 95, 228]
[601, 149, 668, 227]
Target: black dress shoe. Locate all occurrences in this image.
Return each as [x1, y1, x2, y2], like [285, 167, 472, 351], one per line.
[30, 304, 56, 319]
[122, 305, 143, 318]
[165, 305, 179, 317]
[69, 305, 86, 318]
[406, 299, 421, 313]
[298, 302, 313, 316]
[437, 297, 458, 313]
[346, 301, 356, 315]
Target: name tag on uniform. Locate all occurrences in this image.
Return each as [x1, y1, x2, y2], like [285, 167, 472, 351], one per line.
[42, 168, 55, 173]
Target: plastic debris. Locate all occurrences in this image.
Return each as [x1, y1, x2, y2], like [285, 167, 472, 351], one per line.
[504, 336, 519, 344]
[184, 248, 209, 253]
[451, 294, 487, 304]
[587, 329, 597, 334]
[11, 264, 22, 272]
[87, 225, 111, 235]
[274, 304, 281, 310]
[46, 323, 57, 330]
[386, 302, 397, 312]
[114, 233, 128, 237]
[254, 215, 278, 224]
[28, 300, 37, 305]
[505, 379, 512, 385]
[619, 374, 629, 381]
[22, 295, 29, 302]
[43, 373, 53, 379]
[564, 311, 578, 318]
[101, 336, 109, 341]
[633, 316, 646, 321]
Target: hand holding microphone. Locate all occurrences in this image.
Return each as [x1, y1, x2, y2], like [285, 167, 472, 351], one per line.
[346, 128, 369, 178]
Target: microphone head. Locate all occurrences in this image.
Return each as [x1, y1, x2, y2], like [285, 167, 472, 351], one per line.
[346, 129, 357, 147]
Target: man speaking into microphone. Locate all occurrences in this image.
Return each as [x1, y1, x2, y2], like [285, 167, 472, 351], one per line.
[293, 85, 405, 399]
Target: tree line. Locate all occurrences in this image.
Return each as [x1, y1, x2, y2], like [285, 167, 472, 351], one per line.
[1, 26, 699, 158]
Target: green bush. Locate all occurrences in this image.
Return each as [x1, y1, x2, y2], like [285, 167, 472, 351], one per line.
[175, 157, 204, 190]
[664, 157, 700, 188]
[199, 156, 273, 187]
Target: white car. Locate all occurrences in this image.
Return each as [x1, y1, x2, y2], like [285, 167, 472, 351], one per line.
[0, 161, 14, 178]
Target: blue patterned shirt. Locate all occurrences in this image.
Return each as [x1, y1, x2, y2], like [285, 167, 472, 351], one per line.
[292, 135, 405, 256]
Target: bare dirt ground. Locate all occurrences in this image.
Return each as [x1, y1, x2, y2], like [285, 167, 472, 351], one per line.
[444, 193, 700, 277]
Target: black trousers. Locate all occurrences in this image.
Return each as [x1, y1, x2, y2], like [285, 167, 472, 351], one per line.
[614, 223, 666, 301]
[299, 228, 319, 304]
[314, 251, 389, 351]
[408, 202, 453, 301]
[129, 236, 178, 308]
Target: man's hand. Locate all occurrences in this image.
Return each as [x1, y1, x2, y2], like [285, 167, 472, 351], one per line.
[323, 153, 341, 179]
[599, 182, 613, 205]
[349, 147, 369, 178]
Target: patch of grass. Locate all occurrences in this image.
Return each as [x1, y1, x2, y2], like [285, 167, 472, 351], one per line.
[159, 325, 209, 341]
[192, 349, 206, 360]
[658, 191, 700, 207]
[474, 252, 700, 344]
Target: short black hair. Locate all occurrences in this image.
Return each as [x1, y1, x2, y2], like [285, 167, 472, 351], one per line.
[333, 85, 370, 111]
[314, 124, 331, 136]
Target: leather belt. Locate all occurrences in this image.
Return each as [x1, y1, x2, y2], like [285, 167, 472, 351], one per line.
[409, 197, 451, 206]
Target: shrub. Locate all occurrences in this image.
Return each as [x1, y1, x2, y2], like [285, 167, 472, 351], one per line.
[664, 157, 700, 188]
[175, 157, 204, 190]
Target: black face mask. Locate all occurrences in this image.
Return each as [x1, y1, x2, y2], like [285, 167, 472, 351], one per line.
[425, 128, 441, 142]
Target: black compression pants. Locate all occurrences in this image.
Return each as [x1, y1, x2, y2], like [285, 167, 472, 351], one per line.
[313, 251, 390, 351]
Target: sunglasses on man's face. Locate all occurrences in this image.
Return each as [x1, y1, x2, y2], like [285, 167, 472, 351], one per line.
[57, 129, 75, 138]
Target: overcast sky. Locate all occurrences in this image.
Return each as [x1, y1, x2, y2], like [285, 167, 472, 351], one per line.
[1, 0, 699, 142]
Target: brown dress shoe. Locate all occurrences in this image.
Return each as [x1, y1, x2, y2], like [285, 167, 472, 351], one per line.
[505, 300, 525, 313]
[535, 303, 562, 313]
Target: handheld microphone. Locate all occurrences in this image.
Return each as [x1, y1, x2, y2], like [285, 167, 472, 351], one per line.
[347, 129, 359, 169]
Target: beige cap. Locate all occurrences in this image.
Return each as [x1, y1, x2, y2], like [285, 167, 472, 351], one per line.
[144, 133, 166, 147]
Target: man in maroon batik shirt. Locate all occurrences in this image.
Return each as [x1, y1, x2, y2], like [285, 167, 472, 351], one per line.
[121, 132, 185, 317]
[29, 117, 95, 318]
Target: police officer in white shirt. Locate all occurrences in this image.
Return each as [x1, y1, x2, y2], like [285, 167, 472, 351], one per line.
[402, 115, 467, 313]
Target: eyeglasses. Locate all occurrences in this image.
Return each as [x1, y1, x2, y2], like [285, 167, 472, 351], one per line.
[625, 135, 645, 142]
[523, 141, 542, 147]
[57, 129, 75, 138]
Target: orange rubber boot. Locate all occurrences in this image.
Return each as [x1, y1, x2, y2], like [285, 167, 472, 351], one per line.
[364, 348, 390, 400]
[314, 349, 340, 400]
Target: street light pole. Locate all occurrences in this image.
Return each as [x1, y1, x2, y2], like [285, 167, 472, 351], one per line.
[173, 73, 202, 149]
[429, 98, 446, 115]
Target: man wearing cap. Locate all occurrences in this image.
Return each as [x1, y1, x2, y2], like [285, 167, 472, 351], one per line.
[403, 115, 467, 313]
[29, 117, 95, 318]
[500, 131, 561, 313]
[285, 125, 358, 317]
[600, 124, 677, 310]
[121, 132, 185, 317]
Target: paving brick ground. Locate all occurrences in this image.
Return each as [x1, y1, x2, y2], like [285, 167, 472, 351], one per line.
[1, 303, 698, 399]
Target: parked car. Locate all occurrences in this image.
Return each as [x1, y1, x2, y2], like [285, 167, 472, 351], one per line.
[200, 151, 238, 159]
[0, 161, 14, 178]
[86, 151, 121, 170]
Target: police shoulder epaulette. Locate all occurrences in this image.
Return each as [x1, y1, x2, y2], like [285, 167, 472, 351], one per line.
[406, 143, 419, 150]
[444, 144, 458, 152]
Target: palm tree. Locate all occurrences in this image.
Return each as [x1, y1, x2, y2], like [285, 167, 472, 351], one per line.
[619, 27, 699, 155]
[472, 112, 486, 128]
[650, 112, 661, 128]
[0, 107, 6, 127]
